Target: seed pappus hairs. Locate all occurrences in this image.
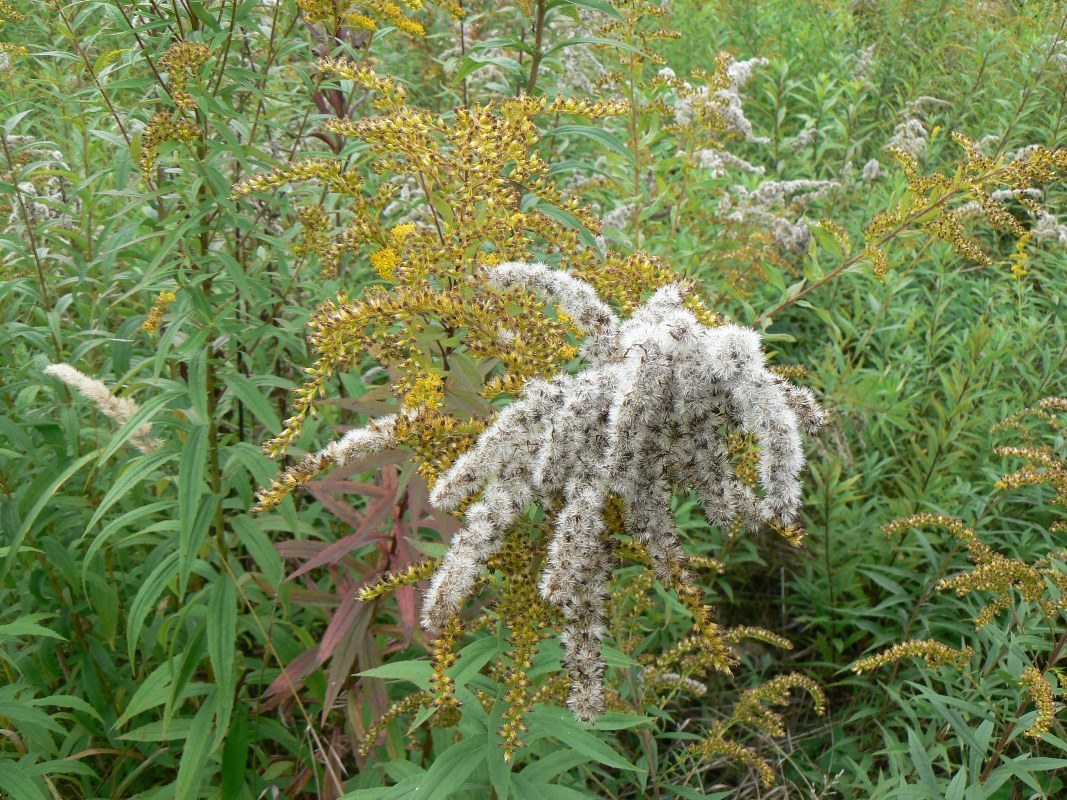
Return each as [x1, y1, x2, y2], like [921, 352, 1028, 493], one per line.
[423, 262, 825, 721]
[43, 364, 163, 453]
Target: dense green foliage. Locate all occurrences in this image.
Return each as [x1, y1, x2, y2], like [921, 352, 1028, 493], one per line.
[1, 0, 1066, 797]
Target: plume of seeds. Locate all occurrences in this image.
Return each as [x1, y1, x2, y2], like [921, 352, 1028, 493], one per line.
[422, 262, 825, 720]
[43, 364, 162, 453]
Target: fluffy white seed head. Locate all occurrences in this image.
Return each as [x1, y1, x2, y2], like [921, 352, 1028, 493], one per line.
[421, 265, 825, 719]
[489, 261, 621, 364]
[44, 364, 162, 453]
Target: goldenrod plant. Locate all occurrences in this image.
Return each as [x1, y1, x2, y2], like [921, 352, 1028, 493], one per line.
[4, 0, 1067, 797]
[855, 398, 1067, 789]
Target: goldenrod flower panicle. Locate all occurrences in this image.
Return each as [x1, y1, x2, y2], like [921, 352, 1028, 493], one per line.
[428, 615, 463, 726]
[1039, 397, 1067, 413]
[43, 364, 162, 454]
[882, 512, 980, 546]
[641, 670, 708, 697]
[1019, 666, 1057, 739]
[731, 673, 826, 736]
[317, 57, 407, 107]
[357, 691, 432, 758]
[157, 40, 210, 111]
[140, 110, 199, 175]
[721, 626, 793, 650]
[252, 414, 398, 513]
[489, 261, 621, 365]
[852, 639, 974, 673]
[687, 723, 776, 788]
[0, 0, 26, 24]
[358, 558, 439, 601]
[232, 158, 363, 198]
[142, 290, 176, 335]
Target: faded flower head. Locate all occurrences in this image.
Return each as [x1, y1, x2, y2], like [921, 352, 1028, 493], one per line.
[43, 364, 162, 453]
[421, 262, 825, 720]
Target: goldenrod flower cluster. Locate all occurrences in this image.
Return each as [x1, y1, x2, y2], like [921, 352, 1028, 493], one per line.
[1019, 666, 1057, 739]
[240, 44, 827, 756]
[852, 639, 975, 673]
[687, 674, 824, 787]
[688, 724, 777, 788]
[140, 110, 199, 174]
[882, 510, 1067, 627]
[358, 558, 439, 602]
[865, 133, 1067, 278]
[157, 40, 210, 111]
[142, 290, 176, 335]
[0, 0, 24, 25]
[237, 67, 629, 472]
[861, 401, 1066, 746]
[297, 0, 428, 36]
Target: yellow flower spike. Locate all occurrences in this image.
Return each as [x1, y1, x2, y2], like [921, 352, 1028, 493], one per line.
[140, 110, 199, 175]
[0, 0, 26, 24]
[403, 372, 444, 411]
[1019, 667, 1056, 739]
[1010, 231, 1032, 280]
[158, 41, 210, 111]
[141, 290, 177, 335]
[345, 12, 377, 31]
[389, 222, 417, 242]
[370, 247, 401, 280]
[852, 639, 975, 672]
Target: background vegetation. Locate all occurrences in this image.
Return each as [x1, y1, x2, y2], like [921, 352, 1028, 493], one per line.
[1, 0, 1066, 797]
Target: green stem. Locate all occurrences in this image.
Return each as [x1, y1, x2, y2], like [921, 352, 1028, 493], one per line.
[525, 0, 546, 95]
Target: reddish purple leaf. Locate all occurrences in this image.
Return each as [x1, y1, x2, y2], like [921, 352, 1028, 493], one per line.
[287, 493, 395, 582]
[320, 591, 370, 662]
[262, 643, 324, 700]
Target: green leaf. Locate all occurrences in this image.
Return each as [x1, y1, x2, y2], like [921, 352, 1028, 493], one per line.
[544, 36, 644, 57]
[220, 710, 250, 800]
[451, 636, 500, 689]
[127, 551, 180, 664]
[82, 449, 175, 539]
[456, 54, 523, 82]
[510, 774, 597, 800]
[222, 371, 281, 432]
[907, 728, 939, 793]
[115, 662, 174, 729]
[208, 571, 238, 737]
[945, 767, 967, 800]
[486, 699, 511, 800]
[0, 761, 48, 800]
[601, 646, 639, 668]
[527, 708, 642, 772]
[414, 734, 485, 799]
[517, 749, 591, 783]
[547, 0, 623, 20]
[178, 424, 210, 591]
[231, 514, 283, 584]
[445, 351, 495, 417]
[591, 711, 653, 731]
[545, 125, 635, 163]
[358, 660, 433, 688]
[1, 451, 97, 583]
[0, 614, 66, 641]
[174, 695, 218, 800]
[120, 718, 195, 742]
